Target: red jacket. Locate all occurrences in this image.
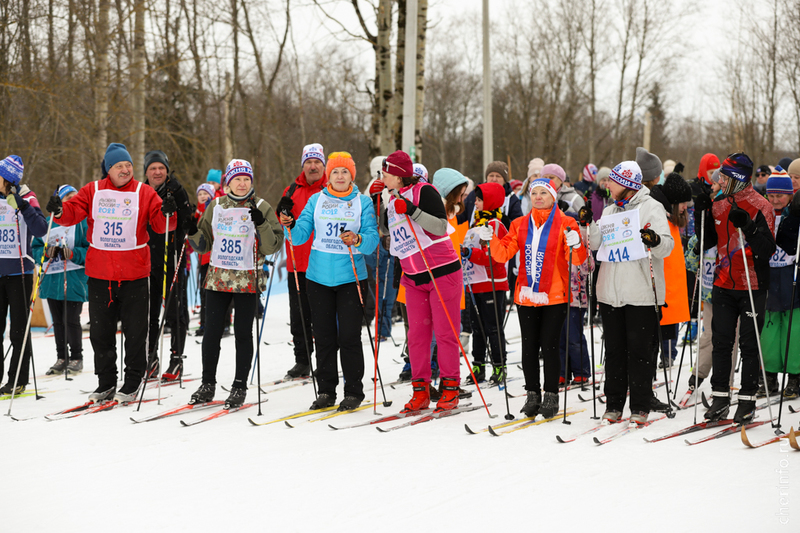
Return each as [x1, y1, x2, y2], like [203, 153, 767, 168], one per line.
[467, 218, 509, 293]
[282, 171, 327, 272]
[57, 177, 176, 281]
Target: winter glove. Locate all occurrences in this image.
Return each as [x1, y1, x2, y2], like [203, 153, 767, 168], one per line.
[276, 196, 294, 218]
[339, 230, 361, 246]
[565, 229, 581, 249]
[674, 162, 685, 174]
[369, 180, 386, 196]
[46, 245, 62, 259]
[182, 216, 198, 236]
[728, 207, 751, 229]
[47, 194, 63, 217]
[790, 191, 800, 217]
[7, 193, 28, 211]
[61, 246, 73, 261]
[460, 246, 472, 260]
[249, 206, 266, 226]
[578, 206, 593, 227]
[557, 200, 570, 213]
[478, 225, 494, 241]
[694, 193, 713, 213]
[394, 197, 417, 216]
[597, 187, 610, 199]
[640, 228, 661, 248]
[161, 194, 177, 216]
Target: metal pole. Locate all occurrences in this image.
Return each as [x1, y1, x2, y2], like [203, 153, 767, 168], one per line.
[482, 0, 493, 170]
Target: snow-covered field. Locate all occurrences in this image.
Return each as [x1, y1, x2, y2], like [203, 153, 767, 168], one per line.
[4, 286, 798, 532]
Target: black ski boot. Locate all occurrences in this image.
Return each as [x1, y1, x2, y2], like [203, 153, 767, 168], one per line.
[46, 359, 66, 375]
[733, 395, 757, 424]
[309, 392, 336, 410]
[688, 374, 703, 390]
[488, 365, 506, 386]
[398, 359, 412, 382]
[756, 373, 778, 398]
[538, 391, 559, 419]
[704, 391, 731, 421]
[162, 357, 183, 382]
[285, 362, 311, 379]
[784, 375, 800, 399]
[464, 363, 486, 385]
[650, 393, 671, 413]
[189, 382, 215, 405]
[224, 386, 247, 409]
[337, 396, 363, 412]
[520, 390, 541, 417]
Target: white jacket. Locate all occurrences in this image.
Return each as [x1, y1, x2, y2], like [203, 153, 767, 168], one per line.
[587, 186, 674, 307]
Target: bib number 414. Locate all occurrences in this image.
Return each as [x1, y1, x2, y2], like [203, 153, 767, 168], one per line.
[607, 247, 630, 262]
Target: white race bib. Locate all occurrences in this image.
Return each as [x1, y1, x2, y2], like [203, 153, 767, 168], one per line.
[46, 225, 82, 273]
[210, 203, 256, 270]
[311, 194, 361, 255]
[770, 215, 795, 268]
[462, 227, 489, 285]
[91, 181, 142, 251]
[596, 209, 647, 263]
[387, 190, 451, 259]
[701, 246, 716, 290]
[0, 199, 26, 259]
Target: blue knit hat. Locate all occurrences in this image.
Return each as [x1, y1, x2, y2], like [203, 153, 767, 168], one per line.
[206, 169, 222, 184]
[196, 183, 215, 198]
[224, 159, 253, 185]
[57, 184, 78, 200]
[609, 161, 643, 191]
[432, 168, 468, 198]
[101, 143, 133, 176]
[0, 155, 23, 185]
[766, 166, 793, 195]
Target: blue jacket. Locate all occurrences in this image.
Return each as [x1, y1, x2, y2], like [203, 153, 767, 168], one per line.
[287, 185, 379, 287]
[0, 186, 48, 277]
[32, 218, 90, 302]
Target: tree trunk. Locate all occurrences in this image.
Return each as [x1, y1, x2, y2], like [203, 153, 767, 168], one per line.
[223, 72, 233, 164]
[393, 0, 406, 151]
[414, 0, 428, 161]
[378, 0, 393, 155]
[130, 0, 146, 180]
[95, 0, 110, 179]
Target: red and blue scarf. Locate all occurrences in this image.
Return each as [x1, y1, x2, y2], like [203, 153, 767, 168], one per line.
[520, 206, 562, 304]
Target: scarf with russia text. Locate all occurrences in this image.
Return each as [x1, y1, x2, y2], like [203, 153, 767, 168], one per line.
[520, 206, 563, 304]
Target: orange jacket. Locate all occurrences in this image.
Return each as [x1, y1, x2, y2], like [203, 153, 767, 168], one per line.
[660, 221, 690, 325]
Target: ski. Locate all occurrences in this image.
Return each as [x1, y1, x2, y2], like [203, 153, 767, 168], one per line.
[791, 428, 800, 450]
[474, 376, 521, 391]
[330, 408, 435, 430]
[701, 392, 783, 410]
[180, 399, 268, 426]
[556, 418, 631, 443]
[286, 403, 379, 427]
[46, 397, 165, 421]
[377, 403, 483, 432]
[248, 405, 337, 427]
[465, 415, 529, 435]
[788, 404, 799, 414]
[145, 377, 197, 390]
[489, 409, 585, 436]
[677, 388, 700, 408]
[593, 415, 667, 445]
[685, 420, 770, 445]
[130, 401, 225, 423]
[0, 390, 52, 401]
[644, 419, 734, 443]
[741, 424, 794, 448]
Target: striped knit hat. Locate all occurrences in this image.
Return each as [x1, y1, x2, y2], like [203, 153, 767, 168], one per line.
[609, 161, 643, 191]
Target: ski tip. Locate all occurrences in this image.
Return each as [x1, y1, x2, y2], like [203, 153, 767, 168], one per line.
[284, 421, 295, 428]
[555, 435, 566, 443]
[592, 436, 602, 445]
[488, 426, 500, 437]
[179, 420, 190, 427]
[376, 426, 389, 433]
[464, 424, 477, 435]
[129, 417, 140, 424]
[328, 424, 339, 430]
[247, 417, 260, 426]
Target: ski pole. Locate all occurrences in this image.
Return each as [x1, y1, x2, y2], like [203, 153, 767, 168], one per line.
[372, 194, 383, 413]
[286, 227, 318, 399]
[462, 258, 490, 375]
[737, 227, 777, 427]
[252, 230, 263, 416]
[484, 229, 513, 421]
[646, 248, 676, 418]
[775, 221, 800, 433]
[562, 239, 573, 425]
[391, 191, 494, 418]
[62, 237, 72, 382]
[250, 250, 280, 384]
[693, 210, 705, 425]
[675, 261, 700, 398]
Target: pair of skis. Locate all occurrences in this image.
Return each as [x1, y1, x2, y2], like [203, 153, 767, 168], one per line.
[465, 408, 585, 436]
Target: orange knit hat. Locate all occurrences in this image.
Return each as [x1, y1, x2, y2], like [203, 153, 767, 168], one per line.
[325, 152, 356, 180]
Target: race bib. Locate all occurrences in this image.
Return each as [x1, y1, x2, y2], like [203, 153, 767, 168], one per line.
[770, 215, 795, 268]
[387, 192, 451, 259]
[91, 181, 141, 251]
[46, 225, 82, 273]
[462, 227, 488, 284]
[596, 209, 647, 263]
[701, 246, 716, 290]
[311, 195, 361, 255]
[0, 199, 26, 259]
[210, 203, 256, 270]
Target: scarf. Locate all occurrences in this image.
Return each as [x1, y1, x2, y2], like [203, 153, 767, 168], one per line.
[326, 184, 353, 198]
[473, 208, 502, 227]
[227, 188, 255, 204]
[520, 206, 562, 304]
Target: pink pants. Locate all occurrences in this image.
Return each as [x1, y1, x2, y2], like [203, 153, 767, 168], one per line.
[402, 269, 462, 383]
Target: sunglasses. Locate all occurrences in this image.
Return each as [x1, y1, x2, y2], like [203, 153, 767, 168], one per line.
[757, 172, 769, 177]
[382, 158, 406, 175]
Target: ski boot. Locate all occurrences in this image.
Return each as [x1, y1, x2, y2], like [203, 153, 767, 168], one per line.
[46, 359, 66, 375]
[88, 385, 115, 403]
[756, 373, 778, 398]
[67, 359, 84, 373]
[224, 386, 247, 409]
[732, 395, 756, 424]
[189, 382, 215, 405]
[630, 411, 649, 426]
[115, 381, 141, 404]
[704, 391, 730, 421]
[464, 363, 486, 385]
[520, 390, 541, 417]
[337, 396, 363, 412]
[784, 376, 800, 400]
[402, 380, 430, 412]
[285, 362, 311, 379]
[430, 358, 440, 381]
[650, 393, 671, 413]
[602, 409, 623, 424]
[688, 374, 703, 390]
[146, 356, 160, 381]
[435, 378, 460, 411]
[538, 391, 559, 419]
[398, 359, 412, 382]
[488, 365, 506, 386]
[162, 357, 183, 382]
[309, 392, 336, 411]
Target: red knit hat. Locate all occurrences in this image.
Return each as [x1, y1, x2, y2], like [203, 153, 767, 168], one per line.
[383, 150, 414, 178]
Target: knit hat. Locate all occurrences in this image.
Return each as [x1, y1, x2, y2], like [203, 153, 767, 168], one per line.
[476, 182, 506, 210]
[720, 152, 753, 195]
[596, 166, 612, 182]
[527, 158, 544, 179]
[509, 179, 523, 191]
[206, 169, 222, 184]
[609, 161, 643, 191]
[663, 159, 676, 175]
[101, 143, 132, 176]
[778, 157, 794, 172]
[661, 173, 693, 205]
[755, 164, 772, 177]
[433, 168, 468, 198]
[636, 147, 662, 183]
[0, 155, 24, 186]
[196, 183, 216, 198]
[224, 159, 254, 185]
[485, 161, 509, 182]
[325, 151, 356, 180]
[540, 163, 566, 183]
[787, 158, 800, 177]
[529, 179, 558, 201]
[56, 184, 78, 200]
[767, 167, 794, 194]
[413, 163, 429, 182]
[582, 164, 598, 183]
[370, 156, 384, 180]
[144, 150, 170, 173]
[383, 150, 414, 178]
[697, 153, 721, 185]
[301, 143, 325, 166]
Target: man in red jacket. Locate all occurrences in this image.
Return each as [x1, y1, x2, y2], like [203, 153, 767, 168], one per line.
[47, 143, 177, 403]
[275, 143, 327, 378]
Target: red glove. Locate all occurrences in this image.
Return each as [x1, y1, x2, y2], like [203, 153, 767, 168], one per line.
[394, 197, 417, 216]
[369, 180, 386, 195]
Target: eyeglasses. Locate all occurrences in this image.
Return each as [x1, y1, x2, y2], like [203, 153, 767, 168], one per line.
[757, 172, 769, 177]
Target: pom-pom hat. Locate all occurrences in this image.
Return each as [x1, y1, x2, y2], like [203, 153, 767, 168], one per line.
[608, 161, 643, 191]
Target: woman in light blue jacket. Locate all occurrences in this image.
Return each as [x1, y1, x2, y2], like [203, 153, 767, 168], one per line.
[281, 152, 378, 412]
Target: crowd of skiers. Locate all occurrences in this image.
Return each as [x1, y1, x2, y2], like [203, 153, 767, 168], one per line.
[2, 140, 799, 424]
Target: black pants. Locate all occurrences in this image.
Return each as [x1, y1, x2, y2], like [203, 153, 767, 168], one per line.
[518, 303, 568, 394]
[306, 279, 365, 401]
[148, 264, 189, 358]
[288, 271, 314, 364]
[47, 298, 83, 361]
[468, 290, 506, 366]
[0, 274, 34, 386]
[202, 290, 257, 387]
[599, 303, 657, 413]
[711, 286, 766, 396]
[89, 277, 149, 390]
[198, 264, 208, 328]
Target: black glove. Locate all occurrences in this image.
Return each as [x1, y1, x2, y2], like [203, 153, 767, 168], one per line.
[161, 194, 177, 216]
[578, 206, 593, 227]
[182, 216, 198, 236]
[276, 196, 294, 218]
[640, 228, 661, 248]
[557, 200, 570, 212]
[674, 162, 685, 174]
[695, 193, 712, 213]
[597, 187, 609, 199]
[729, 206, 750, 229]
[250, 206, 266, 226]
[47, 194, 63, 217]
[46, 245, 62, 259]
[790, 192, 800, 217]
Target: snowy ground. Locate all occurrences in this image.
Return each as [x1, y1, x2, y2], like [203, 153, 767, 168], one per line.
[4, 285, 798, 532]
